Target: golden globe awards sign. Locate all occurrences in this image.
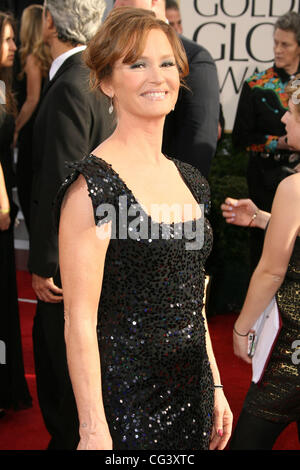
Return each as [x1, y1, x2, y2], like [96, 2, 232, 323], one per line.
[181, 0, 300, 130]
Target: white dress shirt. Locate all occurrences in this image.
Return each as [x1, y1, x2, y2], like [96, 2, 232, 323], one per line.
[49, 45, 87, 81]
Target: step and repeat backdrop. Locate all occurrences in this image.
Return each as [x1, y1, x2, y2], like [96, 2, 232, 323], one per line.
[180, 0, 300, 130]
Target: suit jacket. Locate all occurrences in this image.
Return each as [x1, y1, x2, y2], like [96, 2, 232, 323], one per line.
[28, 51, 114, 278]
[163, 36, 219, 179]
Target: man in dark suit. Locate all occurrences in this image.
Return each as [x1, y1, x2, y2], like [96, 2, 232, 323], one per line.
[28, 0, 114, 449]
[114, 0, 220, 178]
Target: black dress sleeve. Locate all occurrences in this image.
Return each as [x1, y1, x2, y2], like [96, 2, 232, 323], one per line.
[55, 156, 118, 231]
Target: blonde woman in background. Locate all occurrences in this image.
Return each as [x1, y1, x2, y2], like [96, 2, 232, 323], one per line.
[222, 77, 300, 449]
[15, 4, 52, 231]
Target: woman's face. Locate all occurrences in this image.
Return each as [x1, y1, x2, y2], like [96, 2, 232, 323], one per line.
[274, 28, 300, 73]
[0, 23, 16, 68]
[281, 99, 300, 150]
[105, 29, 180, 121]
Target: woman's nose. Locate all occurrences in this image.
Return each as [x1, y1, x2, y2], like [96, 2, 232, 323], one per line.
[10, 39, 17, 51]
[149, 65, 164, 83]
[281, 111, 287, 124]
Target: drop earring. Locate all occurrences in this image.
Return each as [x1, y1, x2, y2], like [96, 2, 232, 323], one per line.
[108, 96, 114, 114]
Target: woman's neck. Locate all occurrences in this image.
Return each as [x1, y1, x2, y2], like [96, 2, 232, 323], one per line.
[284, 60, 300, 76]
[112, 115, 166, 166]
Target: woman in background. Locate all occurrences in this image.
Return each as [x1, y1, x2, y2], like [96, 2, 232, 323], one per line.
[14, 4, 52, 231]
[222, 77, 300, 449]
[0, 11, 32, 417]
[232, 12, 300, 273]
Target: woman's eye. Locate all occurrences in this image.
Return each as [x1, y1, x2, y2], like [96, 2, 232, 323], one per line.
[161, 61, 176, 67]
[130, 62, 146, 69]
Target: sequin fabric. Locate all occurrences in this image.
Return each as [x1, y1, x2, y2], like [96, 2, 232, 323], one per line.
[56, 154, 214, 450]
[245, 236, 300, 423]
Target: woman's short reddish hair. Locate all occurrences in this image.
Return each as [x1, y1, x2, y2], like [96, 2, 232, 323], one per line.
[84, 6, 189, 93]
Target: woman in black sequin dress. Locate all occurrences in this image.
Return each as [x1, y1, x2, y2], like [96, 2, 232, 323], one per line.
[56, 8, 232, 450]
[222, 79, 300, 449]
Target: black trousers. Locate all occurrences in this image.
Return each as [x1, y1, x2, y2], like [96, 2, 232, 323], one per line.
[32, 276, 79, 450]
[230, 408, 300, 450]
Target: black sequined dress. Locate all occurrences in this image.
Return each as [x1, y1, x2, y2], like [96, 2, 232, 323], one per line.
[56, 154, 214, 450]
[244, 236, 300, 425]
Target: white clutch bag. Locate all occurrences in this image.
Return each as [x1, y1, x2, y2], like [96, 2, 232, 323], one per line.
[248, 297, 282, 384]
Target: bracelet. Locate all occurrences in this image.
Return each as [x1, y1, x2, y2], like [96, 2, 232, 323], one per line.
[233, 325, 249, 337]
[214, 384, 224, 389]
[0, 208, 10, 214]
[248, 209, 259, 227]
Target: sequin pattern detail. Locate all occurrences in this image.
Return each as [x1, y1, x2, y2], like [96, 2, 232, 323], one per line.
[245, 237, 300, 424]
[56, 154, 214, 450]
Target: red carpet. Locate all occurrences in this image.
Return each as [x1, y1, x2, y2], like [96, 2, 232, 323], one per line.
[0, 270, 298, 450]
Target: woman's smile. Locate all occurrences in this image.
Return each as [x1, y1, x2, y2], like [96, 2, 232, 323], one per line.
[141, 90, 168, 101]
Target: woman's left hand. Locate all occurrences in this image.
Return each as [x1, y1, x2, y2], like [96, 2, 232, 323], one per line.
[209, 389, 233, 450]
[233, 329, 252, 364]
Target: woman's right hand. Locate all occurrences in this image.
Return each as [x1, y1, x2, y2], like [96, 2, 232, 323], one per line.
[221, 197, 258, 227]
[77, 423, 113, 450]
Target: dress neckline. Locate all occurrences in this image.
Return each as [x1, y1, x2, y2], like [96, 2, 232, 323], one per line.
[88, 153, 202, 226]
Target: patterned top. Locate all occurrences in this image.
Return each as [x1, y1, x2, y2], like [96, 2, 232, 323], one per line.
[56, 154, 215, 450]
[232, 65, 298, 153]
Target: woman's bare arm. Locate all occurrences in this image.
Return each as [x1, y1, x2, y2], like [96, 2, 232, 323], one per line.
[59, 175, 112, 450]
[221, 197, 271, 230]
[202, 279, 233, 450]
[0, 163, 10, 230]
[233, 173, 300, 361]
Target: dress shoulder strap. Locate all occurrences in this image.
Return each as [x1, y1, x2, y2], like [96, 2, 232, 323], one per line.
[54, 154, 119, 228]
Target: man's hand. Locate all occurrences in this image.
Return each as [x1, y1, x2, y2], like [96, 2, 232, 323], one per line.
[32, 274, 63, 303]
[0, 212, 11, 231]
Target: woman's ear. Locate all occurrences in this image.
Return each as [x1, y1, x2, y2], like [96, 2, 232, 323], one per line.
[44, 9, 55, 34]
[99, 79, 114, 100]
